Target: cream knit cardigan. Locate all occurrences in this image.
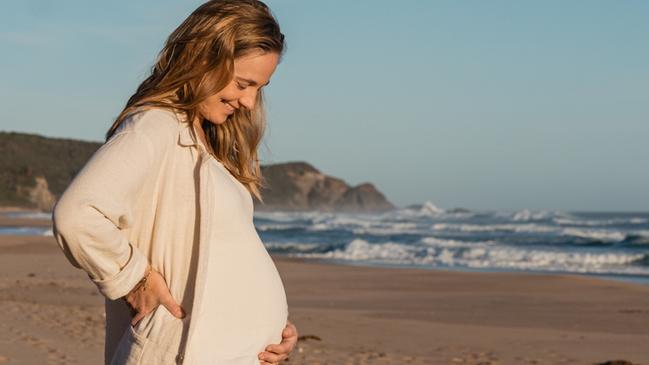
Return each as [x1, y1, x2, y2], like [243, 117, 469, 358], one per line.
[51, 108, 264, 364]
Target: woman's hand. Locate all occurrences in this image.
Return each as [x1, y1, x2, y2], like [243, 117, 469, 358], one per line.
[123, 265, 186, 328]
[258, 319, 298, 365]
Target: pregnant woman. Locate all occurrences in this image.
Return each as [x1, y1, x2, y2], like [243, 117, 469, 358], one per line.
[51, 1, 297, 364]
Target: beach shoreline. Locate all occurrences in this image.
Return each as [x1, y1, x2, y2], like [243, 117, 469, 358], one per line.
[2, 211, 648, 286]
[0, 231, 648, 364]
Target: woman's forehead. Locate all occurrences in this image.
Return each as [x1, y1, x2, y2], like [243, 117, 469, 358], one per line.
[234, 52, 279, 85]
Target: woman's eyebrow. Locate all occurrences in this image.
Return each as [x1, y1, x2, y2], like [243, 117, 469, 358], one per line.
[236, 76, 270, 87]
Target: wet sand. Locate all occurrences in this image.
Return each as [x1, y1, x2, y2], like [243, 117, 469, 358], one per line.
[0, 215, 648, 364]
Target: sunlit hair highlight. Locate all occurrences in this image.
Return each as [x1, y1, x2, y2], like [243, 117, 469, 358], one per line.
[105, 0, 285, 202]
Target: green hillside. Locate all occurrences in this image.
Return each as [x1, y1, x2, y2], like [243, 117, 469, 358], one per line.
[0, 131, 101, 209]
[0, 131, 394, 213]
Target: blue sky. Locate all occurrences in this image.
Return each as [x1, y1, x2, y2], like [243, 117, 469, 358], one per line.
[1, 0, 648, 211]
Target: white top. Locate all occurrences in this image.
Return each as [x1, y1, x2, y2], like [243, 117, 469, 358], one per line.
[51, 107, 288, 364]
[184, 156, 288, 363]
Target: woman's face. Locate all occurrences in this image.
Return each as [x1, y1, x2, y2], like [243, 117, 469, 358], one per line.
[198, 51, 279, 125]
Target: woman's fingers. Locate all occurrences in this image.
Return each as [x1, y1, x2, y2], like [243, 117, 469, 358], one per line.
[264, 343, 291, 355]
[150, 270, 186, 319]
[268, 323, 298, 353]
[282, 320, 297, 336]
[257, 321, 298, 363]
[260, 351, 288, 364]
[130, 310, 146, 328]
[160, 289, 185, 318]
[281, 323, 297, 344]
[159, 289, 185, 318]
[258, 349, 287, 364]
[126, 269, 185, 331]
[284, 319, 295, 333]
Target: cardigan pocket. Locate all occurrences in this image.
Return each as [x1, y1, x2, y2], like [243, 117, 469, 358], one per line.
[109, 324, 147, 365]
[129, 305, 187, 364]
[139, 330, 184, 364]
[113, 324, 181, 365]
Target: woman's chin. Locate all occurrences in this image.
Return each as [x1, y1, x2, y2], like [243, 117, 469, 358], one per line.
[206, 115, 229, 125]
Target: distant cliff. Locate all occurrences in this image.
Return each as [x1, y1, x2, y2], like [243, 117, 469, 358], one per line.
[0, 132, 99, 211]
[0, 131, 394, 213]
[257, 162, 394, 212]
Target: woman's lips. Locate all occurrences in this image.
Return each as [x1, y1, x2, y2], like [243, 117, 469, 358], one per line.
[223, 100, 235, 114]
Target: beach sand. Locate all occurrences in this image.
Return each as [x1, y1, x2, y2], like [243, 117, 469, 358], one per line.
[0, 214, 648, 364]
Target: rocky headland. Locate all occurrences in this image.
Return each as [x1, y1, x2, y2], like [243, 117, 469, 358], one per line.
[0, 131, 394, 213]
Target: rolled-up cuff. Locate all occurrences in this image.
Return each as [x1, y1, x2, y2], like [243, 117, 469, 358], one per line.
[90, 243, 149, 300]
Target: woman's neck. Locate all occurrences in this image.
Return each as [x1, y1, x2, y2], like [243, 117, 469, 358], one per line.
[191, 117, 210, 150]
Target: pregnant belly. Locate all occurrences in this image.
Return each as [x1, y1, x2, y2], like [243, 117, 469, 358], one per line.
[188, 231, 289, 361]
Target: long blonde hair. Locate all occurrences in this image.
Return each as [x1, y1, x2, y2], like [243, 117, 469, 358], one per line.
[105, 0, 285, 202]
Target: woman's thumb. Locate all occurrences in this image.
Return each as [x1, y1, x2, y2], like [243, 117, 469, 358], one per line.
[161, 295, 186, 318]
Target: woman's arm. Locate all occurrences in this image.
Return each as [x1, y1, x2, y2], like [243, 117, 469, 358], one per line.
[51, 109, 175, 300]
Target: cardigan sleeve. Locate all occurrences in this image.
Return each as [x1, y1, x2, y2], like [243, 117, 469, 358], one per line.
[51, 109, 175, 300]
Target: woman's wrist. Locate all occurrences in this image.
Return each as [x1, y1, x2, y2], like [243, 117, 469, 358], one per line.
[125, 263, 153, 299]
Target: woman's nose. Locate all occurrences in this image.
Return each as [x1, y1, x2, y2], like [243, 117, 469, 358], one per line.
[238, 91, 256, 110]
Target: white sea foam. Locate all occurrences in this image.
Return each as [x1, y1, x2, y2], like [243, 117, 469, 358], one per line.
[255, 222, 306, 231]
[560, 228, 626, 242]
[554, 217, 649, 226]
[290, 239, 649, 275]
[311, 214, 377, 227]
[626, 230, 649, 245]
[393, 200, 445, 218]
[307, 223, 334, 231]
[430, 223, 631, 243]
[431, 223, 558, 234]
[453, 246, 646, 274]
[254, 210, 324, 222]
[512, 209, 555, 222]
[419, 237, 497, 248]
[634, 230, 649, 237]
[264, 242, 322, 252]
[418, 201, 445, 215]
[184, 202, 647, 278]
[294, 239, 432, 264]
[350, 222, 420, 235]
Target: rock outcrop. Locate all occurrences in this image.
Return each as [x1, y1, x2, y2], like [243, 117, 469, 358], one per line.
[257, 162, 394, 212]
[15, 176, 56, 211]
[1, 132, 395, 213]
[1, 131, 99, 211]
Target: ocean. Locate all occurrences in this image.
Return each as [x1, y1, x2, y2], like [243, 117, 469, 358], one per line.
[3, 203, 649, 284]
[254, 202, 649, 285]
